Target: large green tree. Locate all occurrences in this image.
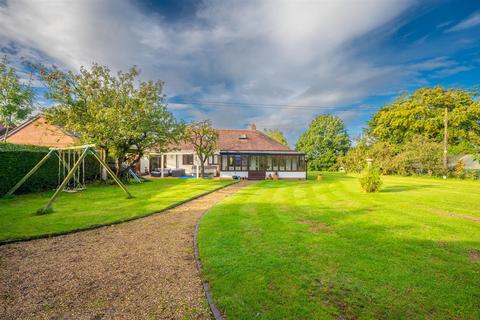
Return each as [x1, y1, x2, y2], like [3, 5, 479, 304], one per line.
[368, 87, 480, 153]
[0, 56, 34, 141]
[38, 63, 182, 174]
[264, 128, 288, 146]
[296, 114, 350, 170]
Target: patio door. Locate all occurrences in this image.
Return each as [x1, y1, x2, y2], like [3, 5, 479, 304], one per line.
[248, 155, 266, 180]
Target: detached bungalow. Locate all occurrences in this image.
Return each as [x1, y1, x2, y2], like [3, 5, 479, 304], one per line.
[143, 124, 307, 180]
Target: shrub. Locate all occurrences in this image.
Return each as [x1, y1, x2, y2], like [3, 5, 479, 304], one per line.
[454, 160, 466, 179]
[337, 139, 369, 173]
[0, 142, 50, 152]
[359, 165, 382, 192]
[465, 170, 479, 180]
[392, 136, 443, 176]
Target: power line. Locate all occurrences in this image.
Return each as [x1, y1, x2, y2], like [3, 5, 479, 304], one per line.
[167, 99, 380, 110]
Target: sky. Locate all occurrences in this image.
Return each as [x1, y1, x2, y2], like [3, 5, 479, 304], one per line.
[1, 0, 480, 146]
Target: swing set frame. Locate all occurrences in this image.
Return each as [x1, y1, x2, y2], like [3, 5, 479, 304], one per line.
[4, 145, 133, 214]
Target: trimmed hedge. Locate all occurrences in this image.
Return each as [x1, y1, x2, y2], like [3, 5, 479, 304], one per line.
[0, 143, 50, 152]
[0, 143, 100, 196]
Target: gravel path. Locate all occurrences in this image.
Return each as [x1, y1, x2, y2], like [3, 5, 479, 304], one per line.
[0, 181, 251, 320]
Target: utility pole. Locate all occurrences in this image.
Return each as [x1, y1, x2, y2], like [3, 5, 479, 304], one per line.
[443, 107, 448, 178]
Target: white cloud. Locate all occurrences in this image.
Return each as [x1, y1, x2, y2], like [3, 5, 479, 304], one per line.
[0, 0, 434, 143]
[447, 12, 480, 32]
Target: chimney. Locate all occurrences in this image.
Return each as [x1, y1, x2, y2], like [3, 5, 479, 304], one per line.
[250, 123, 257, 130]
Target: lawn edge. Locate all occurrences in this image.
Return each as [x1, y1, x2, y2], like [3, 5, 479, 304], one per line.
[194, 199, 226, 320]
[0, 180, 238, 246]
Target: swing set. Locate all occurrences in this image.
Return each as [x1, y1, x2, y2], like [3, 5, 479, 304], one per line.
[4, 145, 133, 214]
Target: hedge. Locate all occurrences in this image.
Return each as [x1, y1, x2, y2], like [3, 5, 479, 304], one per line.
[0, 143, 101, 196]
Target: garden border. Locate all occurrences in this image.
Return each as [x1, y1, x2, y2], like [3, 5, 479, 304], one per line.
[0, 180, 238, 246]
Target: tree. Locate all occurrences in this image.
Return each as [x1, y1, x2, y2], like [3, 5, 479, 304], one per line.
[296, 114, 350, 170]
[368, 87, 480, 153]
[340, 135, 443, 176]
[0, 56, 34, 141]
[38, 63, 182, 175]
[264, 128, 288, 146]
[391, 136, 443, 176]
[338, 138, 397, 174]
[184, 120, 218, 178]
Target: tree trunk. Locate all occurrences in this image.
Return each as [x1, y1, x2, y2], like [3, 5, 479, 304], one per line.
[198, 155, 205, 178]
[129, 154, 142, 170]
[101, 148, 109, 182]
[3, 126, 9, 142]
[200, 161, 205, 178]
[115, 157, 122, 176]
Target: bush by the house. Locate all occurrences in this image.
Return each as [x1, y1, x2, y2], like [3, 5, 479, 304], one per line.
[359, 165, 382, 192]
[0, 143, 100, 196]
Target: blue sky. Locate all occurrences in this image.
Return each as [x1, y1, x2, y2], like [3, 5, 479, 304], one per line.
[1, 0, 480, 145]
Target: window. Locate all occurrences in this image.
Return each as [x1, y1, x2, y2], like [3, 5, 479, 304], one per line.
[272, 156, 278, 171]
[286, 157, 292, 171]
[221, 155, 228, 170]
[278, 156, 285, 171]
[233, 155, 241, 169]
[182, 154, 193, 165]
[249, 156, 257, 171]
[228, 156, 235, 171]
[149, 156, 167, 171]
[298, 155, 305, 170]
[241, 155, 248, 170]
[208, 155, 218, 165]
[291, 157, 298, 171]
[266, 156, 273, 170]
[258, 156, 266, 170]
[220, 154, 249, 171]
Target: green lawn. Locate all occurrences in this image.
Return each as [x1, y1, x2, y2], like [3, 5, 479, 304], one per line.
[0, 178, 233, 241]
[198, 173, 480, 319]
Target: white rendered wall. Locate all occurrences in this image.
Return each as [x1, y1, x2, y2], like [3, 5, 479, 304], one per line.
[165, 154, 194, 174]
[140, 157, 149, 174]
[165, 154, 177, 169]
[220, 171, 305, 179]
[220, 171, 248, 179]
[266, 171, 306, 179]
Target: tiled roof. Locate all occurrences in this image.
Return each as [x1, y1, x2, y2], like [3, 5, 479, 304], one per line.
[174, 129, 292, 152]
